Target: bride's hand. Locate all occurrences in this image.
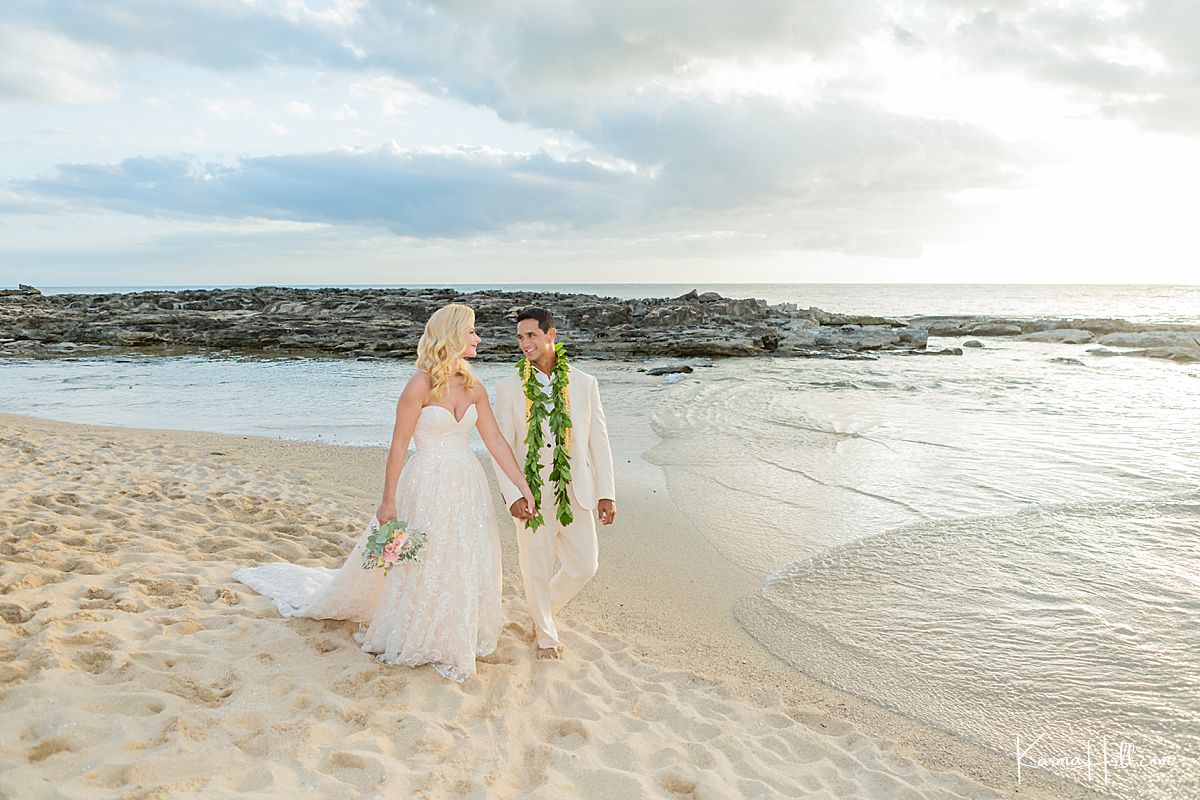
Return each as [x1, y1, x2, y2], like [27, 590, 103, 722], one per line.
[520, 486, 536, 518]
[375, 501, 397, 526]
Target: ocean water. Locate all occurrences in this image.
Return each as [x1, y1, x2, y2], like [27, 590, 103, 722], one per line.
[32, 282, 1200, 325]
[4, 284, 1199, 797]
[0, 355, 521, 447]
[646, 339, 1199, 800]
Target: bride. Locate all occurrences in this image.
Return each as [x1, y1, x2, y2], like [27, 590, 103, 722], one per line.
[232, 303, 535, 683]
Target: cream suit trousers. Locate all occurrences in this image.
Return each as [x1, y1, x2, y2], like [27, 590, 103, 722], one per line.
[517, 437, 598, 649]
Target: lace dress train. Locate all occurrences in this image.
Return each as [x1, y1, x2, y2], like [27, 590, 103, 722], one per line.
[232, 404, 502, 683]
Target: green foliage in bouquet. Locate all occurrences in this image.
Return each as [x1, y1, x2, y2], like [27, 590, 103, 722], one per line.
[361, 518, 427, 575]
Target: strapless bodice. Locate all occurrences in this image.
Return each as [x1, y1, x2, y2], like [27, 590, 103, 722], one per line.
[413, 404, 476, 452]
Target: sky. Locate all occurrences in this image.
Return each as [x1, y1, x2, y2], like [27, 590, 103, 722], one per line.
[1, 0, 1197, 286]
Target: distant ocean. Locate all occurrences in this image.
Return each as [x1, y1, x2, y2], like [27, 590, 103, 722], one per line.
[33, 282, 1200, 326]
[5, 283, 1198, 798]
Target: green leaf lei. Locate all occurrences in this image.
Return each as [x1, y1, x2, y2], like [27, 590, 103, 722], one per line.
[516, 341, 573, 531]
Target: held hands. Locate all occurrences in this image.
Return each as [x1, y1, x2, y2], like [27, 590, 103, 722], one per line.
[510, 497, 617, 525]
[508, 483, 537, 522]
[509, 497, 536, 522]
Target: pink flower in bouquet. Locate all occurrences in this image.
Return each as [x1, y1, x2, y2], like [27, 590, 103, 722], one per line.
[393, 530, 408, 546]
[383, 542, 396, 554]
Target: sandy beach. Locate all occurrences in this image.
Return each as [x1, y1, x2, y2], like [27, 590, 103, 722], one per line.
[0, 408, 1105, 799]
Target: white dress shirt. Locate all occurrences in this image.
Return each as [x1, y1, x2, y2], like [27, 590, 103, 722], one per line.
[532, 367, 553, 413]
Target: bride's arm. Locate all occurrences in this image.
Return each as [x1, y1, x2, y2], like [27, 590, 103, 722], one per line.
[473, 383, 534, 508]
[376, 372, 430, 522]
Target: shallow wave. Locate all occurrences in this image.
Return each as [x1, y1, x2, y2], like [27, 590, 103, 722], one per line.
[739, 491, 1200, 800]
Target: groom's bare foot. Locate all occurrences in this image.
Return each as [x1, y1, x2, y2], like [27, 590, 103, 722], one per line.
[536, 644, 563, 660]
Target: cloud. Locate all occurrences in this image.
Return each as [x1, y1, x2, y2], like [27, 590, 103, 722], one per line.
[18, 144, 642, 236]
[937, 0, 1200, 132]
[349, 75, 420, 117]
[0, 25, 119, 104]
[584, 91, 1020, 207]
[2, 0, 1029, 258]
[3, 1, 877, 117]
[13, 91, 1023, 257]
[6, 0, 1187, 270]
[7, 0, 1196, 136]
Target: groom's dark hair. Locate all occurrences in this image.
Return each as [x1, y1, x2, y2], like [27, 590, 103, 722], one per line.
[516, 306, 555, 333]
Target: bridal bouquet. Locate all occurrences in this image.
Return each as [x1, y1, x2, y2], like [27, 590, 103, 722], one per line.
[361, 518, 427, 575]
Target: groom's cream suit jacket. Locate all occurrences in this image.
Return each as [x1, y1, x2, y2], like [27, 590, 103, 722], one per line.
[491, 364, 616, 512]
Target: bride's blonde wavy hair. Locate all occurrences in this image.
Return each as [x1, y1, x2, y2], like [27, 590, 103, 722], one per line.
[415, 303, 480, 400]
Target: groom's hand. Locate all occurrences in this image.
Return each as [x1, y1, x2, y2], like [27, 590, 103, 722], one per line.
[598, 499, 616, 526]
[509, 498, 533, 521]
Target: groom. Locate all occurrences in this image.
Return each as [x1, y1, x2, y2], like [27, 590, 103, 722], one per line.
[490, 306, 617, 660]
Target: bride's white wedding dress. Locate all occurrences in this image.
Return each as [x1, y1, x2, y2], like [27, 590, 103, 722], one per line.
[232, 403, 502, 683]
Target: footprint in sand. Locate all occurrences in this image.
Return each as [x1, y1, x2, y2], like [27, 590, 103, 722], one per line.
[365, 674, 409, 699]
[129, 576, 198, 599]
[322, 750, 385, 790]
[659, 772, 700, 799]
[330, 669, 382, 699]
[1, 571, 62, 593]
[549, 719, 589, 749]
[26, 734, 80, 764]
[0, 601, 33, 624]
[82, 763, 133, 789]
[233, 729, 272, 757]
[163, 672, 238, 707]
[62, 630, 118, 674]
[309, 637, 341, 655]
[80, 586, 117, 603]
[214, 587, 240, 605]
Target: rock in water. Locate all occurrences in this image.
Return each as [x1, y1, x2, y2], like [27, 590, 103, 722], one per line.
[3, 286, 1195, 364]
[1020, 329, 1094, 344]
[967, 323, 1022, 336]
[1096, 331, 1200, 348]
[646, 365, 695, 376]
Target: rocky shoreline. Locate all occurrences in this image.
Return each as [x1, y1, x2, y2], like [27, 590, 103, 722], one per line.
[2, 284, 1198, 363]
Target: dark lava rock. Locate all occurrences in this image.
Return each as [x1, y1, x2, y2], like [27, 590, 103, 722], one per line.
[645, 365, 695, 376]
[4, 285, 1194, 364]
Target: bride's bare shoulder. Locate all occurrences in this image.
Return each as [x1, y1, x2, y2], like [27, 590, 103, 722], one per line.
[405, 371, 433, 389]
[399, 371, 434, 402]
